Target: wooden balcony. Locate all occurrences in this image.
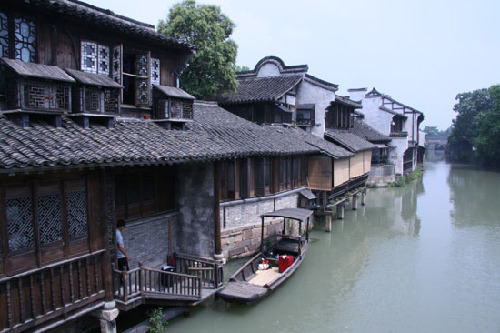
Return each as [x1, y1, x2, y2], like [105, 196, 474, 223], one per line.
[114, 253, 223, 311]
[0, 249, 108, 333]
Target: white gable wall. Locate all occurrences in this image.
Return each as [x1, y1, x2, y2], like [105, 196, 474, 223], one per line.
[257, 63, 281, 77]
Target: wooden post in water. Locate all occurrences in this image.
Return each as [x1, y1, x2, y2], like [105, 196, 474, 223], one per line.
[361, 189, 366, 206]
[325, 215, 332, 232]
[352, 194, 358, 210]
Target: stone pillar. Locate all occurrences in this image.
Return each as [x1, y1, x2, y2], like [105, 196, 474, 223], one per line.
[361, 190, 366, 206]
[337, 203, 345, 219]
[95, 302, 119, 333]
[325, 215, 332, 232]
[352, 194, 358, 210]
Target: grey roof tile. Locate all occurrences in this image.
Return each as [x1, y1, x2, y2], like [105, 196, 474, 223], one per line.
[218, 75, 303, 105]
[324, 128, 375, 153]
[349, 118, 391, 143]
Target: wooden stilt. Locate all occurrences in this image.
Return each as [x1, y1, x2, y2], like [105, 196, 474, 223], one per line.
[337, 204, 345, 219]
[325, 215, 332, 232]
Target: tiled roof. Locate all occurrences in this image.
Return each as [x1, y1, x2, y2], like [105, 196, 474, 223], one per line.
[218, 75, 303, 105]
[6, 0, 194, 53]
[334, 95, 362, 108]
[265, 125, 353, 159]
[349, 118, 391, 144]
[192, 101, 318, 156]
[2, 58, 75, 82]
[324, 128, 375, 153]
[65, 68, 122, 88]
[0, 115, 227, 170]
[0, 101, 321, 171]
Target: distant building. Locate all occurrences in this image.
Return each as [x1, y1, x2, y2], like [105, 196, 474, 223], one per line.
[348, 88, 425, 177]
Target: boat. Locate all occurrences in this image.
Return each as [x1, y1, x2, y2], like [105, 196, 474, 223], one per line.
[217, 208, 313, 304]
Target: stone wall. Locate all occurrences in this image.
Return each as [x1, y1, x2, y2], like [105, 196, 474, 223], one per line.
[220, 190, 302, 259]
[121, 213, 174, 269]
[175, 162, 216, 258]
[367, 164, 396, 187]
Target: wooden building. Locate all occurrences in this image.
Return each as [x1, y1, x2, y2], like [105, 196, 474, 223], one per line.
[0, 1, 225, 332]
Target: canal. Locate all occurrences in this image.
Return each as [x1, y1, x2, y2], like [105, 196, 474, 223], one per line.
[167, 160, 500, 332]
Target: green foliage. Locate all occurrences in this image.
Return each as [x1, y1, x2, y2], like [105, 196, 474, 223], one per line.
[158, 0, 238, 100]
[447, 87, 495, 163]
[147, 307, 168, 332]
[448, 85, 500, 166]
[235, 65, 250, 72]
[473, 85, 500, 166]
[393, 177, 407, 187]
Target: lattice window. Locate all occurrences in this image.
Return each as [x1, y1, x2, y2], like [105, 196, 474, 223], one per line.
[84, 86, 100, 112]
[66, 189, 88, 239]
[136, 54, 149, 105]
[98, 45, 110, 75]
[37, 194, 63, 245]
[81, 40, 109, 75]
[151, 58, 160, 85]
[104, 89, 119, 113]
[0, 12, 8, 58]
[23, 79, 70, 111]
[14, 17, 35, 63]
[112, 45, 122, 85]
[6, 197, 34, 252]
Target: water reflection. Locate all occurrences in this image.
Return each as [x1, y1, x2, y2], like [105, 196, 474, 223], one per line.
[448, 164, 500, 227]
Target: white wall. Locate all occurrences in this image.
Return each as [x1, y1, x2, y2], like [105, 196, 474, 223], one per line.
[296, 80, 336, 137]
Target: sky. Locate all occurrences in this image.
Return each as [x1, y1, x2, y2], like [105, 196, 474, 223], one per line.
[84, 0, 500, 130]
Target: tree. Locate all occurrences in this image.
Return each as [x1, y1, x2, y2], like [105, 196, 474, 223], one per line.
[235, 65, 250, 72]
[447, 88, 494, 163]
[158, 0, 238, 100]
[474, 85, 500, 166]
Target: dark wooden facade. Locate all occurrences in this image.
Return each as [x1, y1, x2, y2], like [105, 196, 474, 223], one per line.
[0, 0, 197, 331]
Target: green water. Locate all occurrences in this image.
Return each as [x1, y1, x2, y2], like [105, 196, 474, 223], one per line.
[166, 160, 500, 332]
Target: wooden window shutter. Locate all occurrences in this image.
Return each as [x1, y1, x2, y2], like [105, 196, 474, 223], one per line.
[135, 51, 151, 107]
[112, 44, 123, 101]
[81, 41, 97, 73]
[308, 156, 332, 191]
[333, 158, 350, 187]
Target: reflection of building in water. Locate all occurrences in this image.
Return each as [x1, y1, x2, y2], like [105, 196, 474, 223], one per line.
[448, 165, 500, 228]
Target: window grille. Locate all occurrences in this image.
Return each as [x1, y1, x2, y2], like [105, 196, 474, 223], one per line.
[66, 189, 88, 239]
[14, 17, 35, 62]
[81, 41, 110, 75]
[22, 78, 70, 111]
[37, 193, 63, 245]
[0, 12, 8, 58]
[6, 196, 34, 252]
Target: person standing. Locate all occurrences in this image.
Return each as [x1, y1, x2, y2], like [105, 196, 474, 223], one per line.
[116, 219, 130, 271]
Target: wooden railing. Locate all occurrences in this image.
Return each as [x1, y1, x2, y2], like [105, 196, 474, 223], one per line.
[113, 265, 201, 304]
[0, 250, 107, 332]
[174, 253, 224, 289]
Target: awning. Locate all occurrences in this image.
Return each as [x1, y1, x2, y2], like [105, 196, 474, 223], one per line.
[261, 208, 313, 221]
[65, 68, 122, 88]
[2, 57, 75, 82]
[154, 85, 195, 100]
[299, 188, 316, 200]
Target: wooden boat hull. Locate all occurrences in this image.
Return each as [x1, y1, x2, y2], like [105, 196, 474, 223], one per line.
[217, 241, 309, 305]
